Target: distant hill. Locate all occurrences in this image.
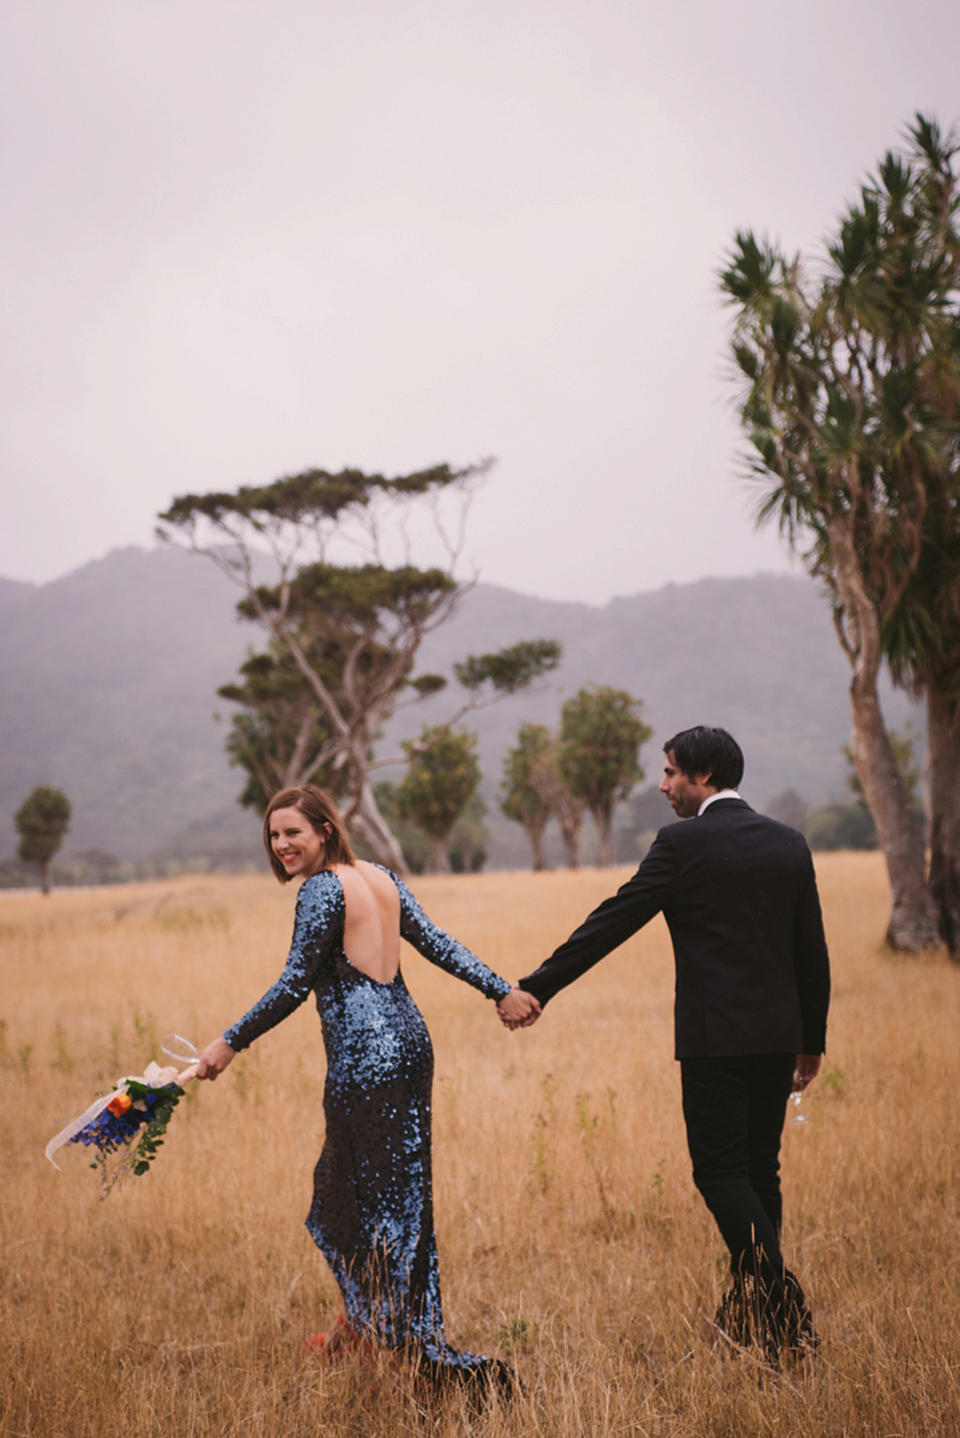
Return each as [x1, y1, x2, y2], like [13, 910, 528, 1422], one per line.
[0, 548, 254, 862]
[0, 547, 920, 867]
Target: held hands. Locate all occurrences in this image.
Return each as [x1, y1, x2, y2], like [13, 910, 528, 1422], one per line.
[497, 986, 542, 1031]
[195, 1036, 237, 1081]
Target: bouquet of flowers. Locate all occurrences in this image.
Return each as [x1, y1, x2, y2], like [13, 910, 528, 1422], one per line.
[45, 1036, 199, 1198]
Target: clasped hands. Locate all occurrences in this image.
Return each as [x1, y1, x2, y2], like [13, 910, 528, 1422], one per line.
[497, 986, 541, 1031]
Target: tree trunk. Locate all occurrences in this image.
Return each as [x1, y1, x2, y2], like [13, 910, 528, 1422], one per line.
[847, 680, 936, 947]
[927, 681, 960, 959]
[830, 515, 940, 951]
[556, 797, 583, 870]
[427, 834, 450, 874]
[40, 861, 51, 896]
[525, 817, 550, 871]
[593, 805, 615, 867]
[347, 779, 410, 875]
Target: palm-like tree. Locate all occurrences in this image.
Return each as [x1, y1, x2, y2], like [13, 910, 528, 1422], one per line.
[880, 118, 960, 956]
[720, 114, 960, 950]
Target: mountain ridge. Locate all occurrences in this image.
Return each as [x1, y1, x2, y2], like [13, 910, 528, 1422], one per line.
[0, 546, 919, 865]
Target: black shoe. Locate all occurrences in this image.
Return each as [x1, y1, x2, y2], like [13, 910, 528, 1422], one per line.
[779, 1271, 820, 1357]
[715, 1269, 818, 1365]
[714, 1280, 752, 1349]
[760, 1269, 820, 1363]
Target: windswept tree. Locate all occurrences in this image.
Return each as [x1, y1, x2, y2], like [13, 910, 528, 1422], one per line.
[500, 723, 555, 870]
[720, 114, 960, 950]
[159, 465, 560, 870]
[559, 686, 652, 867]
[15, 785, 71, 895]
[217, 642, 341, 812]
[397, 727, 481, 873]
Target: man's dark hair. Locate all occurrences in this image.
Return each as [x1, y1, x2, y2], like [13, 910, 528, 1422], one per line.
[663, 727, 744, 791]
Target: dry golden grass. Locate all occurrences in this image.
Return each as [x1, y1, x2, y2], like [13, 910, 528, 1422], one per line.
[2, 855, 959, 1436]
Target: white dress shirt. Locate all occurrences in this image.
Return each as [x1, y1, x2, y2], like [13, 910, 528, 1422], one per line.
[697, 789, 741, 816]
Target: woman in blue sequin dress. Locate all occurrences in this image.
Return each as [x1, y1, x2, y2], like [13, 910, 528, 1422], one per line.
[196, 785, 538, 1383]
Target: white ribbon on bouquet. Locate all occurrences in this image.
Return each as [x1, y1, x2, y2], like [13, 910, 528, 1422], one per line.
[44, 1035, 200, 1170]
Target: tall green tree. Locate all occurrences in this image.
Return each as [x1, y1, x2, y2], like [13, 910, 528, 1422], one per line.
[14, 785, 71, 895]
[499, 722, 588, 869]
[720, 115, 960, 950]
[500, 723, 555, 870]
[397, 727, 481, 873]
[159, 465, 560, 870]
[559, 686, 652, 867]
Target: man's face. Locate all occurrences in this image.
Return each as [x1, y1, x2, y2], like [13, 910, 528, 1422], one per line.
[659, 751, 716, 819]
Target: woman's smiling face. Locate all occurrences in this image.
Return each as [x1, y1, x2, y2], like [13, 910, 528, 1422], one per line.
[267, 806, 328, 878]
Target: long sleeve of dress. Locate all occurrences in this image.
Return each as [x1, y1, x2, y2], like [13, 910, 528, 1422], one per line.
[390, 872, 512, 1001]
[223, 872, 345, 1051]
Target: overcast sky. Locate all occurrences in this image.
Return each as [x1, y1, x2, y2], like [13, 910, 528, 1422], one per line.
[2, 0, 958, 604]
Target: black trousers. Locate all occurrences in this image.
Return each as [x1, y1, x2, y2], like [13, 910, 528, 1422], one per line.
[680, 1052, 795, 1283]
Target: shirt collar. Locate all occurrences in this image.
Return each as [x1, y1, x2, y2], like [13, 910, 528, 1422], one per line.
[698, 789, 741, 816]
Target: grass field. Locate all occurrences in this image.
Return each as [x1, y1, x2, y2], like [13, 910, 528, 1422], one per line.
[2, 854, 959, 1437]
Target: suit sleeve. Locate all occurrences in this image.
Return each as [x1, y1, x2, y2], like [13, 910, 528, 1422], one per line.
[518, 829, 679, 1007]
[793, 855, 831, 1054]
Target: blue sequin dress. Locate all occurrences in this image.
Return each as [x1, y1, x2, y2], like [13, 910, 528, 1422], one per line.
[223, 866, 512, 1378]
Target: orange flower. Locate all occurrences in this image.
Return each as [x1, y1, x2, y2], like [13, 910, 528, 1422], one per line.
[107, 1092, 132, 1117]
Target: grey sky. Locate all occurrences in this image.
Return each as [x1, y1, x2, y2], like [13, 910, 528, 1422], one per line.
[2, 0, 957, 603]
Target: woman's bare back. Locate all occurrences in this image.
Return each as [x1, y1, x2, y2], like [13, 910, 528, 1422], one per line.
[331, 860, 402, 984]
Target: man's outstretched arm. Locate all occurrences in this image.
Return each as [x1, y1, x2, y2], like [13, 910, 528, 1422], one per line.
[517, 831, 678, 1010]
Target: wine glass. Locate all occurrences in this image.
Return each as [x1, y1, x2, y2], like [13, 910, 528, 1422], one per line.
[161, 1034, 199, 1064]
[790, 1085, 810, 1125]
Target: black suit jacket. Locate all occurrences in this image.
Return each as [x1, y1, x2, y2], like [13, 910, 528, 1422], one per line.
[519, 798, 830, 1058]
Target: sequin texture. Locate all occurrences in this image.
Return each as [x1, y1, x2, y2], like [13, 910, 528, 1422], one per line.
[223, 866, 511, 1375]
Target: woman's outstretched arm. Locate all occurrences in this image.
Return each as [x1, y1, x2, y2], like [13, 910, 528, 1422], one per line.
[196, 872, 343, 1080]
[391, 872, 515, 1001]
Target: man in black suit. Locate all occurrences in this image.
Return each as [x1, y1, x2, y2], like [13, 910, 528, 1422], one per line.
[498, 726, 830, 1361]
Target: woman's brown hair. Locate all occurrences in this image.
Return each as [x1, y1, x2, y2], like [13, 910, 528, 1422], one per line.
[263, 785, 356, 883]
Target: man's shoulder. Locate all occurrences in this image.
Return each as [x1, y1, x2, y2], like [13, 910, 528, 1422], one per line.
[684, 802, 811, 852]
